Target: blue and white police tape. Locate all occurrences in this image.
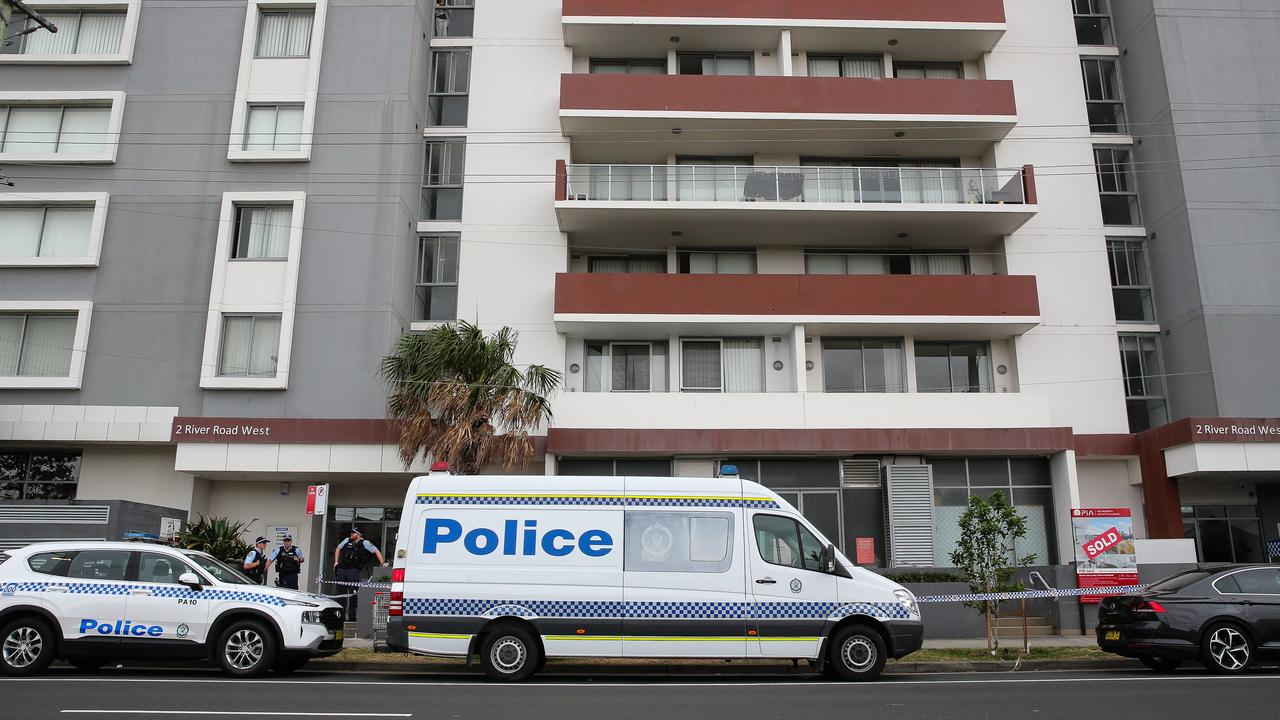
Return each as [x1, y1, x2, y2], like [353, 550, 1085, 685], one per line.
[916, 584, 1149, 603]
[1267, 539, 1280, 558]
[313, 578, 392, 599]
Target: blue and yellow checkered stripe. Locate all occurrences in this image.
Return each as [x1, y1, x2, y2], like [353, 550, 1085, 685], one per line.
[415, 494, 779, 510]
[401, 597, 908, 621]
[3, 581, 286, 606]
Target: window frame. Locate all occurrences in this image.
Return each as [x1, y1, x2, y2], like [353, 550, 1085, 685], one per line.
[586, 254, 667, 274]
[677, 52, 754, 77]
[914, 341, 994, 394]
[134, 550, 206, 585]
[0, 301, 93, 389]
[428, 48, 471, 127]
[0, 92, 125, 164]
[1107, 238, 1155, 323]
[414, 233, 461, 324]
[893, 61, 964, 80]
[254, 8, 315, 59]
[0, 451, 82, 502]
[623, 510, 735, 574]
[677, 249, 757, 275]
[806, 54, 885, 79]
[421, 137, 466, 221]
[0, 0, 140, 65]
[230, 204, 293, 261]
[819, 337, 907, 394]
[1094, 146, 1142, 226]
[0, 192, 108, 267]
[751, 513, 826, 573]
[1081, 57, 1127, 134]
[431, 0, 475, 38]
[1073, 0, 1115, 46]
[1119, 333, 1168, 432]
[216, 313, 284, 378]
[680, 338, 724, 392]
[589, 58, 667, 75]
[241, 103, 305, 151]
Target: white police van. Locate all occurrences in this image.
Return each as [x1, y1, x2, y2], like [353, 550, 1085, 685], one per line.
[386, 469, 923, 681]
[0, 541, 345, 677]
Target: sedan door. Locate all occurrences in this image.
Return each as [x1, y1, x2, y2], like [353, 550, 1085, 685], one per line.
[1229, 568, 1280, 649]
[124, 551, 212, 648]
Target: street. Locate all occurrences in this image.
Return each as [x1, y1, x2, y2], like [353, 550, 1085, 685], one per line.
[2, 667, 1278, 719]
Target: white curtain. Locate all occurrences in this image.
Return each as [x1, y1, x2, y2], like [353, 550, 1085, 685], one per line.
[681, 341, 722, 390]
[77, 13, 126, 54]
[272, 106, 303, 150]
[651, 342, 668, 392]
[912, 254, 966, 275]
[715, 253, 754, 274]
[257, 12, 313, 57]
[846, 254, 885, 274]
[584, 343, 605, 392]
[901, 162, 962, 203]
[5, 108, 62, 153]
[843, 56, 884, 79]
[864, 341, 905, 393]
[0, 316, 23, 375]
[710, 56, 750, 76]
[58, 108, 110, 153]
[801, 160, 858, 203]
[723, 340, 763, 393]
[244, 107, 277, 151]
[610, 344, 651, 392]
[219, 317, 253, 375]
[247, 207, 291, 259]
[806, 254, 844, 275]
[17, 316, 76, 377]
[248, 317, 281, 376]
[39, 208, 92, 257]
[590, 257, 628, 273]
[23, 14, 79, 54]
[220, 316, 280, 376]
[687, 253, 716, 274]
[807, 58, 841, 78]
[0, 208, 44, 257]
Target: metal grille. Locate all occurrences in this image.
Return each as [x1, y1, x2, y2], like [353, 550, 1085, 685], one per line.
[0, 506, 110, 524]
[884, 465, 935, 567]
[841, 459, 882, 489]
[0, 537, 105, 550]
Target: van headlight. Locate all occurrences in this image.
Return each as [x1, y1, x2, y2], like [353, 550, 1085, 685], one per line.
[301, 611, 324, 625]
[894, 589, 919, 616]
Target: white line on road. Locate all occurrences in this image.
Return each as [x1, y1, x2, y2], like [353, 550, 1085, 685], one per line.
[61, 712, 411, 718]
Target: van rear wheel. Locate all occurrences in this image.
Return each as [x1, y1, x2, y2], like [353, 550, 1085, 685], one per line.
[479, 626, 540, 682]
[826, 624, 887, 682]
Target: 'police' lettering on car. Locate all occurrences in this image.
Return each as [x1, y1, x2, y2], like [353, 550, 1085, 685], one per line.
[423, 518, 613, 557]
[80, 619, 164, 637]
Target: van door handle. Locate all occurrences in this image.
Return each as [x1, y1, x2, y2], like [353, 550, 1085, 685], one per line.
[756, 578, 777, 585]
[129, 589, 152, 596]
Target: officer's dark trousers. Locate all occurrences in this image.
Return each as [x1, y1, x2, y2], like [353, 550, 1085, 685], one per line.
[277, 572, 299, 590]
[336, 567, 361, 620]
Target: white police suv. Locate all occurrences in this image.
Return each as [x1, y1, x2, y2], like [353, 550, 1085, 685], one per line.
[0, 541, 344, 677]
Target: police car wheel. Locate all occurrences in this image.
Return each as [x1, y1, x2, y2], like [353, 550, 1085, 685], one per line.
[0, 617, 56, 677]
[216, 620, 277, 678]
[827, 624, 887, 682]
[479, 626, 540, 682]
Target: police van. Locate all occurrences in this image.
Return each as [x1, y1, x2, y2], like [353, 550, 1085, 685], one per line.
[386, 469, 923, 681]
[0, 541, 345, 677]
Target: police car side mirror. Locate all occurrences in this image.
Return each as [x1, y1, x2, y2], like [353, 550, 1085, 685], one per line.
[178, 572, 203, 591]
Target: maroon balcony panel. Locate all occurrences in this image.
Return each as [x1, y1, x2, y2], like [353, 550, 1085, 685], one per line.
[562, 0, 1006, 24]
[560, 74, 1016, 117]
[555, 159, 568, 202]
[555, 273, 1040, 317]
[1022, 164, 1037, 205]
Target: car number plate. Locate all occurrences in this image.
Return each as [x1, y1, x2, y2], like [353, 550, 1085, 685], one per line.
[334, 630, 344, 640]
[1104, 630, 1120, 641]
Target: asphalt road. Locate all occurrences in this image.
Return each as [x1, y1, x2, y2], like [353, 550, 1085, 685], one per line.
[3, 667, 1278, 720]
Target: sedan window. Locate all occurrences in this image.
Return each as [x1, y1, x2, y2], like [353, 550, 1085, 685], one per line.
[1147, 570, 1213, 592]
[1233, 569, 1280, 595]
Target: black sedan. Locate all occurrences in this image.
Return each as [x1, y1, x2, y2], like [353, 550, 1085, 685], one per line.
[1097, 565, 1280, 673]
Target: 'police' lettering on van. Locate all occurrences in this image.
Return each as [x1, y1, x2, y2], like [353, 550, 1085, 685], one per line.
[423, 518, 613, 558]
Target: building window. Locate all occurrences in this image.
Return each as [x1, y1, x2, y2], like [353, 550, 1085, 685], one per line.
[1081, 58, 1126, 133]
[677, 52, 752, 76]
[807, 55, 883, 79]
[0, 451, 81, 501]
[929, 457, 1056, 565]
[590, 59, 665, 75]
[218, 315, 281, 377]
[0, 205, 93, 259]
[421, 138, 465, 220]
[558, 458, 673, 476]
[414, 234, 460, 323]
[893, 62, 962, 79]
[821, 339, 906, 393]
[431, 0, 474, 38]
[0, 314, 77, 378]
[1119, 334, 1168, 432]
[243, 104, 303, 151]
[428, 49, 471, 126]
[806, 251, 968, 275]
[231, 205, 291, 260]
[680, 338, 763, 393]
[1107, 239, 1154, 322]
[0, 105, 109, 154]
[587, 255, 665, 273]
[14, 12, 126, 55]
[677, 250, 755, 274]
[1073, 0, 1114, 46]
[915, 342, 993, 393]
[585, 341, 669, 393]
[1182, 505, 1265, 564]
[256, 9, 314, 58]
[1094, 147, 1141, 225]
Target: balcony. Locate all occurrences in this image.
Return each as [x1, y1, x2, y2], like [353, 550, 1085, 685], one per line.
[559, 74, 1017, 160]
[562, 1, 1006, 60]
[553, 272, 1040, 339]
[555, 162, 1038, 247]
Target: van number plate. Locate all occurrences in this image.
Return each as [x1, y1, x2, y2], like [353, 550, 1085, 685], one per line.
[1104, 630, 1120, 641]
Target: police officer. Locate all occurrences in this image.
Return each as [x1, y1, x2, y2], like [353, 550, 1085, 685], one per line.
[269, 534, 305, 590]
[332, 527, 384, 621]
[242, 536, 270, 585]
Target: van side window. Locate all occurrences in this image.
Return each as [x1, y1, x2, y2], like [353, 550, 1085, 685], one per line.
[753, 514, 823, 572]
[623, 511, 734, 573]
[27, 551, 76, 577]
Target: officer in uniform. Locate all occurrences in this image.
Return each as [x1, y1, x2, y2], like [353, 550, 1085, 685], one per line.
[332, 527, 385, 621]
[242, 536, 270, 585]
[269, 534, 305, 590]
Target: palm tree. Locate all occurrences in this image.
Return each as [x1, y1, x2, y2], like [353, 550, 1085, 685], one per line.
[381, 321, 561, 474]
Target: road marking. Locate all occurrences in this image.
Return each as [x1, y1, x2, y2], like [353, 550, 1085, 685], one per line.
[61, 712, 410, 718]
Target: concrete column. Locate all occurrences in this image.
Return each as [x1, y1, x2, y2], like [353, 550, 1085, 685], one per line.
[777, 30, 793, 76]
[667, 49, 678, 75]
[903, 336, 918, 392]
[792, 324, 807, 393]
[669, 333, 681, 391]
[1050, 450, 1083, 562]
[883, 51, 894, 77]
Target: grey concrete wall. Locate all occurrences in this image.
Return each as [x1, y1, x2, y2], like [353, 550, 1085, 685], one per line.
[1111, 1, 1280, 419]
[0, 0, 430, 419]
[0, 499, 188, 548]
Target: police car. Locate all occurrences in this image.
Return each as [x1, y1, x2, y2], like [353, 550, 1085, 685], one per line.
[0, 541, 345, 677]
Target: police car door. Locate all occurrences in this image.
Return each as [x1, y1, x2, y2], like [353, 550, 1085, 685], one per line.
[747, 513, 838, 659]
[53, 549, 132, 645]
[125, 551, 211, 646]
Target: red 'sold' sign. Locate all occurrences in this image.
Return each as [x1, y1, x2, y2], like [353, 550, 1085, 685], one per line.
[1084, 527, 1123, 560]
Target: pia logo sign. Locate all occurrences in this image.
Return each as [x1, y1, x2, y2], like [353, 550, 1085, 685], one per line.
[423, 518, 613, 558]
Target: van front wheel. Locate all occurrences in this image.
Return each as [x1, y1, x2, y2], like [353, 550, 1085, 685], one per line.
[827, 624, 887, 682]
[479, 626, 540, 682]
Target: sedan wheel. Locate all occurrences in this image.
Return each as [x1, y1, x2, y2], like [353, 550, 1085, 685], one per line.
[1202, 624, 1252, 674]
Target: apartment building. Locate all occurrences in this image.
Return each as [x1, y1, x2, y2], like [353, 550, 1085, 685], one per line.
[0, 0, 1276, 593]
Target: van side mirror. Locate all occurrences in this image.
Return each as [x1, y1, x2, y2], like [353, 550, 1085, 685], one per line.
[178, 572, 203, 591]
[822, 544, 837, 574]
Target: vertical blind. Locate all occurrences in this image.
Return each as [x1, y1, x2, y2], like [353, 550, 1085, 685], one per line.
[722, 340, 763, 392]
[0, 315, 76, 377]
[0, 207, 92, 258]
[808, 56, 883, 79]
[219, 316, 281, 377]
[256, 11, 313, 58]
[23, 12, 125, 55]
[681, 341, 722, 390]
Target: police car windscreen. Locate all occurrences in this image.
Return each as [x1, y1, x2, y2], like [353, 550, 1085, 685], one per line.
[183, 552, 255, 585]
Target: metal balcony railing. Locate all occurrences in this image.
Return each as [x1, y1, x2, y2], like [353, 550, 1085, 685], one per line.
[562, 164, 1030, 205]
